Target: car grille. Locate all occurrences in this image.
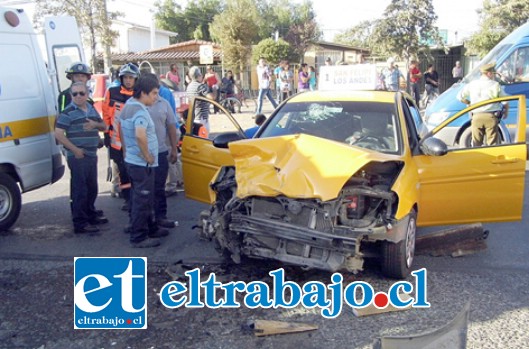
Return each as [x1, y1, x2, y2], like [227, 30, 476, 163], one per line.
[250, 197, 333, 232]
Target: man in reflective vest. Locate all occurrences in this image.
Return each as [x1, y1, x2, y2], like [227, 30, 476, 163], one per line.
[102, 63, 140, 210]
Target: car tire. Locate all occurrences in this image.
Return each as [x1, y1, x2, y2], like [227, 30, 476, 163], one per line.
[381, 210, 416, 279]
[459, 127, 472, 148]
[0, 173, 21, 231]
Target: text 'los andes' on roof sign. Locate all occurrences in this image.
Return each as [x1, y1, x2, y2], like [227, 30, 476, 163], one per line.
[318, 64, 378, 91]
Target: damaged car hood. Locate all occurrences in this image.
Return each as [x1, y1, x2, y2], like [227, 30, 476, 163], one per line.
[228, 134, 398, 201]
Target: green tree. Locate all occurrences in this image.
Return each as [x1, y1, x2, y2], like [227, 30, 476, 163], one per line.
[153, 0, 182, 43]
[154, 0, 223, 42]
[252, 38, 295, 65]
[256, 0, 294, 41]
[334, 20, 374, 48]
[370, 0, 443, 61]
[283, 0, 321, 63]
[210, 0, 260, 81]
[34, 0, 120, 73]
[466, 0, 529, 57]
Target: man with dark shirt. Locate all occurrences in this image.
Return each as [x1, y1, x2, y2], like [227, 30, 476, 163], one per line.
[422, 64, 439, 107]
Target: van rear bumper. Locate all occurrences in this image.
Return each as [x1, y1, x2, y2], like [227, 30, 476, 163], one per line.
[52, 153, 65, 183]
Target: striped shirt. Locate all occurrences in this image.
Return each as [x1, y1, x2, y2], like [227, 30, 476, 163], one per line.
[186, 80, 210, 121]
[56, 103, 102, 158]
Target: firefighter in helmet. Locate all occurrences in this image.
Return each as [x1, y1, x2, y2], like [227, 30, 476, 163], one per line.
[102, 63, 140, 210]
[58, 62, 92, 112]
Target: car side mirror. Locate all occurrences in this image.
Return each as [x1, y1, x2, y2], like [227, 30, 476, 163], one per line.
[420, 137, 448, 156]
[212, 132, 244, 149]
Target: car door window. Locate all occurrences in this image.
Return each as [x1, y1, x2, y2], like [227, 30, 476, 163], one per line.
[189, 98, 245, 140]
[432, 97, 521, 150]
[401, 97, 427, 153]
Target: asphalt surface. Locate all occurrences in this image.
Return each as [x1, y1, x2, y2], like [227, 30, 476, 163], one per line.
[1, 109, 529, 348]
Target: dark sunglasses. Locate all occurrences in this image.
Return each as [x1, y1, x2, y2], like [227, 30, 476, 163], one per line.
[71, 91, 86, 97]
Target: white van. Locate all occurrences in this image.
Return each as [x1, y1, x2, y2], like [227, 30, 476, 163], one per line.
[0, 7, 85, 230]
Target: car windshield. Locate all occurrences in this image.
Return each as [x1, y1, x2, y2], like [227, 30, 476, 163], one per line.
[259, 101, 401, 154]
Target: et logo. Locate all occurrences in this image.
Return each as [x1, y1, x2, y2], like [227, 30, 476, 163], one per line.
[74, 257, 147, 329]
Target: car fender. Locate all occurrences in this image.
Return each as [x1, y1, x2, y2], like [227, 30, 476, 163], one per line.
[391, 159, 420, 221]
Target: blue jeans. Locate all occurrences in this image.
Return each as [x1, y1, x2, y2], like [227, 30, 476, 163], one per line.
[154, 151, 169, 221]
[127, 163, 156, 243]
[410, 82, 420, 107]
[256, 88, 278, 114]
[67, 156, 98, 229]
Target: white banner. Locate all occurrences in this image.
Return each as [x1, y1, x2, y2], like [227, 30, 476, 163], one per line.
[318, 64, 378, 91]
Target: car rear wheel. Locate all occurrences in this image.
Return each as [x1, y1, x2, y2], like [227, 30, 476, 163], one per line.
[381, 210, 416, 279]
[459, 125, 506, 148]
[459, 127, 472, 148]
[0, 173, 21, 231]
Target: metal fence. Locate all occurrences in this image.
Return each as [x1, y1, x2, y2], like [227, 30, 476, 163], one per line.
[418, 53, 461, 94]
[417, 47, 470, 94]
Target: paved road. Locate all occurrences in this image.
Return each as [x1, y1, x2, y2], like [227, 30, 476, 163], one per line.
[1, 122, 529, 348]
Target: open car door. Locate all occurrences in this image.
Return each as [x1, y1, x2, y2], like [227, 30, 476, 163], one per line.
[181, 96, 246, 203]
[414, 95, 526, 226]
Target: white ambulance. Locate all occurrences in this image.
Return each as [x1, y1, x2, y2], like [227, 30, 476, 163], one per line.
[0, 7, 85, 230]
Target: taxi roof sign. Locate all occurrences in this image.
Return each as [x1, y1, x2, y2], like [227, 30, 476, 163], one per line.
[318, 64, 378, 91]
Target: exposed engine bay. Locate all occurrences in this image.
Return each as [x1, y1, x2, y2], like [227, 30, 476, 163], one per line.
[198, 161, 405, 273]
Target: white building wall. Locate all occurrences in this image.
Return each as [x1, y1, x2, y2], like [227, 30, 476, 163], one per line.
[107, 21, 174, 53]
[126, 28, 171, 53]
[114, 26, 129, 53]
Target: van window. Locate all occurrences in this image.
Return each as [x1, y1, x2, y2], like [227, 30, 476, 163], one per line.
[498, 46, 529, 83]
[465, 43, 512, 82]
[0, 44, 39, 100]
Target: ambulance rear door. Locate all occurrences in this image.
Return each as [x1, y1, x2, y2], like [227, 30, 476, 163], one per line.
[43, 16, 85, 102]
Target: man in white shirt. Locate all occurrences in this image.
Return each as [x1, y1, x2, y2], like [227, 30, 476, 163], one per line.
[458, 63, 507, 146]
[452, 61, 463, 79]
[256, 57, 278, 114]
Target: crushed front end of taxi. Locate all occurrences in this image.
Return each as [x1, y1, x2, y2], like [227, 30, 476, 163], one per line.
[198, 135, 408, 275]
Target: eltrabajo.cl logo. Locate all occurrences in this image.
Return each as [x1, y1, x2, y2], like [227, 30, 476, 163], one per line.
[74, 257, 147, 329]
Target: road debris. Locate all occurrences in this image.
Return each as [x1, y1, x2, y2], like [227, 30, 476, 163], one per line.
[249, 319, 318, 337]
[164, 260, 194, 281]
[416, 224, 488, 257]
[373, 302, 470, 348]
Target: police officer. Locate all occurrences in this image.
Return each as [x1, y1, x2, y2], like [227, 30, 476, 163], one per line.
[58, 62, 92, 113]
[458, 63, 508, 146]
[102, 63, 140, 210]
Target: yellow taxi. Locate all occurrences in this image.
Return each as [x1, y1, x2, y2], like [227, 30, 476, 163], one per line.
[181, 87, 526, 278]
